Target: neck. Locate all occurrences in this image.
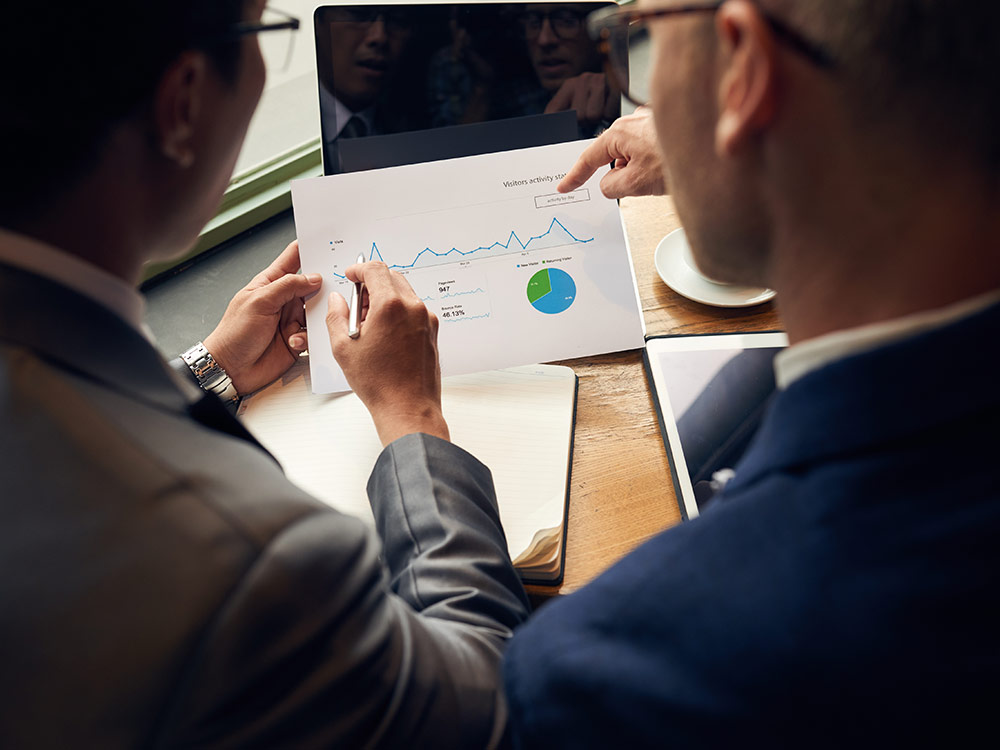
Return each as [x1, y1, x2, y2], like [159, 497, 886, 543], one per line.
[18, 202, 145, 286]
[768, 141, 1000, 345]
[10, 128, 185, 287]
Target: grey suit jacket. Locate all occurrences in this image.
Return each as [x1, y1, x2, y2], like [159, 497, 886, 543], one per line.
[0, 263, 529, 748]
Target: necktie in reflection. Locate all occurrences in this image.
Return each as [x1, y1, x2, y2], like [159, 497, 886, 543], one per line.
[340, 115, 369, 139]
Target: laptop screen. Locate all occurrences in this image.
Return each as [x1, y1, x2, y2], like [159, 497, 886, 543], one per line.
[314, 1, 620, 174]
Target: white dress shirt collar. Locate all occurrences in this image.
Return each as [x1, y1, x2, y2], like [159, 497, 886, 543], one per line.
[319, 84, 376, 143]
[0, 226, 149, 338]
[775, 289, 1000, 389]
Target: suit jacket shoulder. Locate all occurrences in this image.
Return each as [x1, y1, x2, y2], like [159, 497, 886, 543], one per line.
[0, 264, 528, 749]
[504, 300, 1000, 749]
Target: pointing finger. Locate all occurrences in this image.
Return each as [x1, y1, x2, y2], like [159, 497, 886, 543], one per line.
[558, 133, 618, 193]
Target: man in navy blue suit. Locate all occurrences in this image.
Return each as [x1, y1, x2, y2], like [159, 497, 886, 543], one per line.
[504, 1, 1000, 747]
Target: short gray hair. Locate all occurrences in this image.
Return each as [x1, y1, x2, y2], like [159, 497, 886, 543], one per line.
[765, 0, 1000, 165]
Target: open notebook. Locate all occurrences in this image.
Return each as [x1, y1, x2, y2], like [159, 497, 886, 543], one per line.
[238, 358, 577, 584]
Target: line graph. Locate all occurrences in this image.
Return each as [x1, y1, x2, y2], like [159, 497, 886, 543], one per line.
[442, 288, 486, 299]
[422, 288, 487, 302]
[330, 217, 593, 279]
[442, 312, 491, 322]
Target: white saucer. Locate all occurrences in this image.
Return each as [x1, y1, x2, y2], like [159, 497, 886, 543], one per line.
[654, 228, 776, 308]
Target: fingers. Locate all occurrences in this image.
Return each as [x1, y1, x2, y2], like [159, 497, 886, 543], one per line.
[325, 291, 350, 339]
[603, 77, 621, 121]
[546, 73, 610, 126]
[599, 166, 642, 200]
[322, 264, 445, 445]
[247, 240, 302, 288]
[581, 75, 608, 125]
[327, 263, 427, 346]
[288, 330, 308, 352]
[283, 316, 308, 352]
[249, 271, 323, 314]
[344, 259, 387, 286]
[326, 263, 396, 345]
[544, 80, 576, 115]
[268, 240, 303, 277]
[279, 292, 308, 352]
[558, 133, 619, 193]
[348, 261, 420, 307]
[562, 108, 667, 199]
[598, 160, 667, 199]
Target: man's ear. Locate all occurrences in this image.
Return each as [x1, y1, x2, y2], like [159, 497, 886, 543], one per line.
[153, 51, 209, 168]
[714, 0, 780, 156]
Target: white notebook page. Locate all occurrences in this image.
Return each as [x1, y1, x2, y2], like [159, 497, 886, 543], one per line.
[238, 358, 575, 563]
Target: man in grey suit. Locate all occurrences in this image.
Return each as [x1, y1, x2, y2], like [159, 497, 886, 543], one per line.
[0, 1, 528, 747]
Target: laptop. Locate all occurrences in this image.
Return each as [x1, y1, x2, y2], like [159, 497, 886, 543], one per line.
[313, 1, 620, 174]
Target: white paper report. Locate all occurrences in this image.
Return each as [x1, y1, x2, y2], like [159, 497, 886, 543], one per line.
[292, 140, 646, 393]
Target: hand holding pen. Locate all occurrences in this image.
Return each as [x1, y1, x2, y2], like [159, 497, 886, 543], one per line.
[348, 253, 364, 338]
[325, 260, 449, 447]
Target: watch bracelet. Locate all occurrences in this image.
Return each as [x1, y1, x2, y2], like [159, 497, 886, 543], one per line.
[179, 342, 239, 405]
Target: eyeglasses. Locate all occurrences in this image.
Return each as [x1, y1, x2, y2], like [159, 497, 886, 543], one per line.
[230, 7, 301, 73]
[587, 2, 836, 107]
[519, 9, 589, 40]
[326, 7, 417, 35]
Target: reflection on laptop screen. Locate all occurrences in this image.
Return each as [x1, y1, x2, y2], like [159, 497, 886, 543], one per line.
[314, 2, 619, 174]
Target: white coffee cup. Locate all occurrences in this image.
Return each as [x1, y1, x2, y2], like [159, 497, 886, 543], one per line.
[679, 237, 733, 286]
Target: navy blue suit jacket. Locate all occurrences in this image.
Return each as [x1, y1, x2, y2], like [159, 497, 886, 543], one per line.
[504, 300, 1000, 748]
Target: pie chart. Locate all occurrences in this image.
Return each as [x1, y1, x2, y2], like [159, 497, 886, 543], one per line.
[527, 267, 577, 314]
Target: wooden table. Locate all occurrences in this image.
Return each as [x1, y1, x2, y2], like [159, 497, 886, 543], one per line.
[525, 195, 781, 599]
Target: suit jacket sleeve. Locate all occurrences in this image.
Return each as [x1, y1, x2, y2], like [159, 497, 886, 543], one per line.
[167, 355, 198, 387]
[152, 433, 530, 749]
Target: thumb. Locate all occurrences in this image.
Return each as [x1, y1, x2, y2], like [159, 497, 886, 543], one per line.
[599, 168, 635, 199]
[282, 317, 309, 352]
[325, 291, 350, 338]
[252, 273, 323, 313]
[600, 163, 656, 199]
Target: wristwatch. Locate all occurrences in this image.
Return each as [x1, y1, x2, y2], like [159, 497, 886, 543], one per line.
[180, 342, 239, 405]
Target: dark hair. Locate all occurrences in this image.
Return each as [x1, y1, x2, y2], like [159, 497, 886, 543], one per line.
[0, 1, 247, 223]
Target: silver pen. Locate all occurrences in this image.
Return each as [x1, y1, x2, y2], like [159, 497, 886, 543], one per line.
[348, 253, 365, 338]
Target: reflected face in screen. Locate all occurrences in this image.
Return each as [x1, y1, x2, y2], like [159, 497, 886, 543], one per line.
[521, 4, 603, 92]
[323, 7, 414, 111]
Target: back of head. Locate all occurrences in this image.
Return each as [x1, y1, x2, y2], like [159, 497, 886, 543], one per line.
[0, 1, 247, 227]
[766, 0, 1000, 172]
